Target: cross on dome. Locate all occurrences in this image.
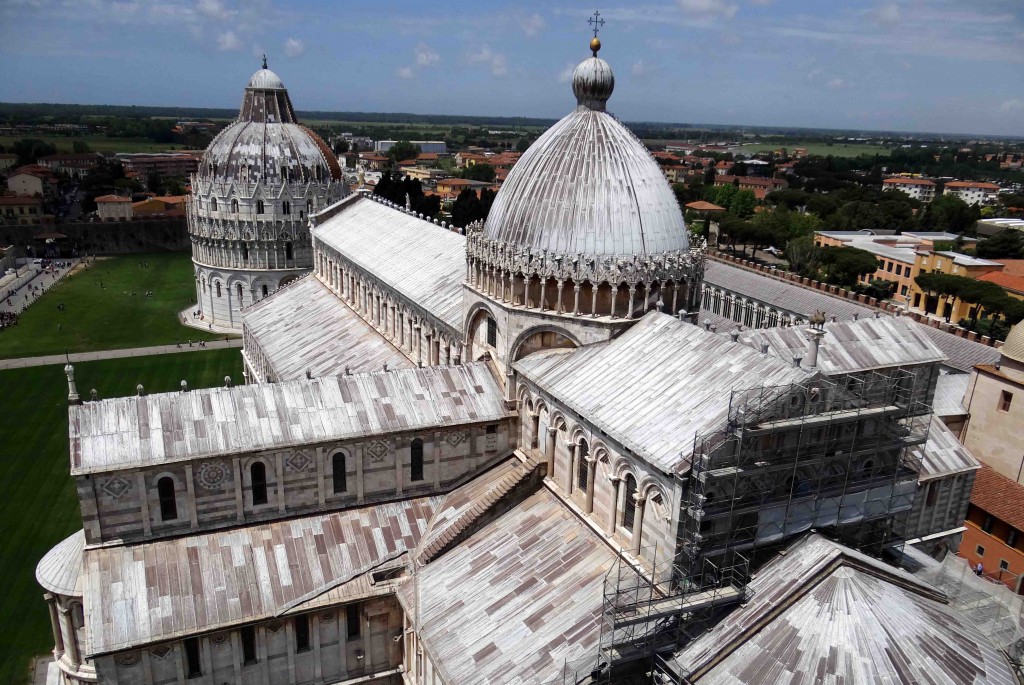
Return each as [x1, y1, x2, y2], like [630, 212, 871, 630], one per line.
[587, 10, 605, 55]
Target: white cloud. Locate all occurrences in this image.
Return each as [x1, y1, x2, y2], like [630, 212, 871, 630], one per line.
[467, 45, 508, 76]
[415, 42, 440, 67]
[519, 13, 545, 36]
[827, 77, 846, 89]
[631, 59, 650, 76]
[217, 30, 241, 51]
[558, 62, 575, 83]
[677, 0, 738, 19]
[283, 37, 304, 57]
[397, 66, 413, 79]
[196, 0, 229, 20]
[874, 2, 900, 25]
[999, 98, 1024, 113]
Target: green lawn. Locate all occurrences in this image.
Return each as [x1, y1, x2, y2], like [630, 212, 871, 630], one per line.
[0, 253, 226, 360]
[737, 141, 892, 158]
[0, 135, 190, 154]
[0, 349, 243, 684]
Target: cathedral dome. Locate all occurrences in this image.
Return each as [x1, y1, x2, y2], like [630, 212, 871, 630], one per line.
[199, 59, 342, 184]
[481, 45, 688, 261]
[1002, 322, 1024, 364]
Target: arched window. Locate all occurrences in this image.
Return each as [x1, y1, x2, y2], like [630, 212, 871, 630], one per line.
[202, 278, 207, 292]
[286, 242, 293, 261]
[623, 474, 638, 530]
[215, 281, 222, 298]
[157, 477, 177, 521]
[307, 199, 313, 214]
[261, 284, 268, 298]
[242, 243, 248, 261]
[282, 200, 290, 215]
[210, 197, 217, 211]
[231, 198, 239, 213]
[577, 439, 590, 491]
[486, 317, 497, 347]
[332, 452, 347, 493]
[410, 439, 424, 482]
[256, 200, 264, 214]
[251, 462, 268, 505]
[236, 283, 242, 301]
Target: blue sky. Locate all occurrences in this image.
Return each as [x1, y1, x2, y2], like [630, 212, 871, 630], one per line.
[1, 0, 1022, 136]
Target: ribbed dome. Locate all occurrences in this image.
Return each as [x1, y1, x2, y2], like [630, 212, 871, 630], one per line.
[248, 67, 285, 90]
[482, 53, 687, 259]
[199, 60, 342, 183]
[1002, 323, 1024, 364]
[572, 57, 614, 111]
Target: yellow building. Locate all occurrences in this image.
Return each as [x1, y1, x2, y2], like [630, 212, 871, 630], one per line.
[909, 250, 1003, 321]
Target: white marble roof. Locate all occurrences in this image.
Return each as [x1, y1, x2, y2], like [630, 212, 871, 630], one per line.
[70, 363, 507, 474]
[670, 534, 1014, 685]
[314, 195, 466, 332]
[932, 372, 969, 417]
[736, 316, 946, 375]
[82, 497, 440, 656]
[513, 312, 807, 475]
[242, 274, 412, 381]
[35, 529, 84, 597]
[911, 415, 980, 482]
[396, 488, 615, 685]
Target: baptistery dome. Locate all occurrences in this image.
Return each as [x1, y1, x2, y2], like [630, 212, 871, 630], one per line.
[481, 43, 688, 260]
[188, 58, 347, 332]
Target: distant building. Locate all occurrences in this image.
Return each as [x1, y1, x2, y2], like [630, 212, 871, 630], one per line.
[712, 174, 787, 200]
[132, 195, 187, 217]
[0, 193, 44, 225]
[978, 217, 1024, 237]
[7, 167, 53, 197]
[375, 140, 447, 154]
[944, 181, 1001, 206]
[38, 153, 102, 179]
[94, 195, 134, 221]
[961, 324, 1024, 484]
[116, 152, 200, 179]
[909, 251, 1004, 320]
[961, 464, 1024, 592]
[0, 153, 18, 173]
[357, 153, 389, 171]
[882, 176, 936, 203]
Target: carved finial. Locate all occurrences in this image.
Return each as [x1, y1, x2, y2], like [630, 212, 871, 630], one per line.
[262, 54, 268, 70]
[588, 10, 605, 55]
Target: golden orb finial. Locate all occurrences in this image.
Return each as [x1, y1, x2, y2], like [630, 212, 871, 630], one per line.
[590, 36, 602, 55]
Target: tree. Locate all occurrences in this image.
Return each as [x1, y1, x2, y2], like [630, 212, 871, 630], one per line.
[819, 245, 878, 287]
[450, 188, 482, 228]
[515, 138, 530, 153]
[386, 140, 421, 165]
[13, 138, 57, 166]
[927, 194, 979, 235]
[976, 230, 1024, 259]
[72, 140, 92, 153]
[463, 163, 496, 183]
[333, 140, 350, 155]
[785, 235, 822, 277]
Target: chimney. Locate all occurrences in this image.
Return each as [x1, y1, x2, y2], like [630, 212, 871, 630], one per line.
[136, 384, 145, 396]
[793, 355, 803, 368]
[224, 376, 232, 388]
[806, 327, 826, 369]
[703, 319, 711, 331]
[761, 343, 769, 355]
[730, 329, 740, 342]
[180, 380, 189, 393]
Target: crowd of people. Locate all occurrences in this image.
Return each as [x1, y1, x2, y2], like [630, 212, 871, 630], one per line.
[0, 310, 18, 330]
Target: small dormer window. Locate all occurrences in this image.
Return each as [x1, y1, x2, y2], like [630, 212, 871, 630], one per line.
[256, 200, 264, 214]
[210, 197, 217, 211]
[231, 199, 239, 213]
[282, 200, 290, 215]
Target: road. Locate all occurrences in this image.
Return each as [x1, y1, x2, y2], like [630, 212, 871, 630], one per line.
[0, 337, 243, 370]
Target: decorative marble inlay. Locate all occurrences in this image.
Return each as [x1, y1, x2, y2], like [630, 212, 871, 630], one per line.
[116, 652, 140, 666]
[101, 476, 131, 499]
[196, 461, 230, 490]
[286, 451, 313, 472]
[151, 645, 171, 660]
[446, 431, 468, 447]
[266, 620, 282, 633]
[365, 440, 390, 463]
[211, 633, 229, 645]
[321, 611, 336, 623]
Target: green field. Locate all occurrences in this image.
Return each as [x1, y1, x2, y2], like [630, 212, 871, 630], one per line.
[0, 349, 243, 684]
[737, 141, 891, 158]
[0, 253, 226, 360]
[0, 135, 190, 154]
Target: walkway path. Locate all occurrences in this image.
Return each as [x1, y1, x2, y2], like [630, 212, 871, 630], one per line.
[0, 338, 242, 370]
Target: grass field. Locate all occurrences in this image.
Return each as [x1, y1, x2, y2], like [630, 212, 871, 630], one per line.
[0, 135, 189, 154]
[0, 253, 226, 360]
[0, 349, 243, 684]
[737, 141, 891, 158]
